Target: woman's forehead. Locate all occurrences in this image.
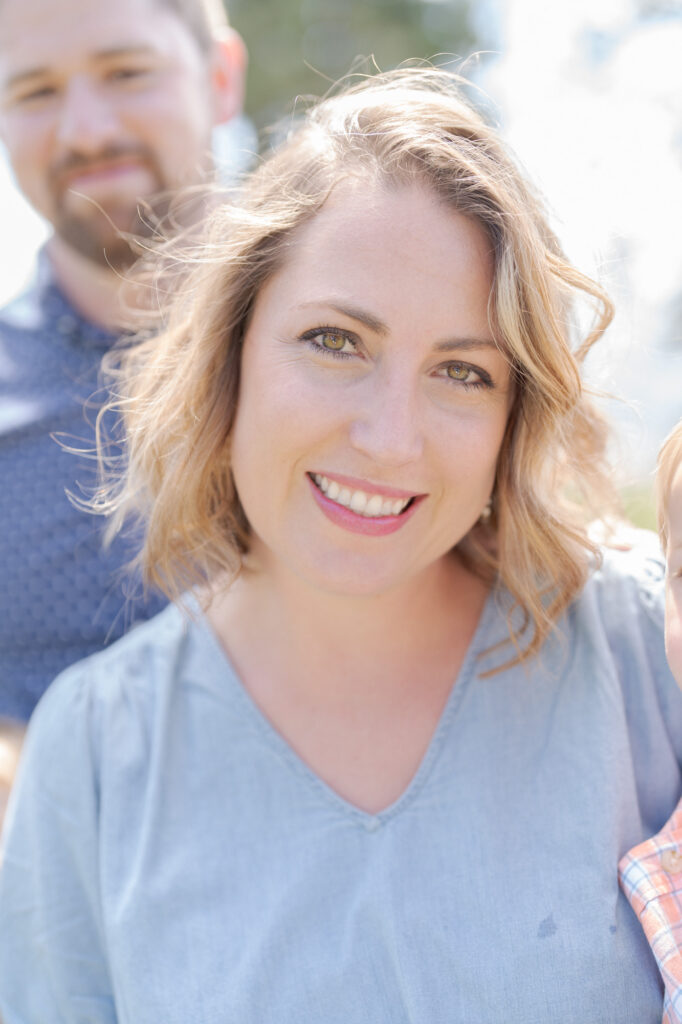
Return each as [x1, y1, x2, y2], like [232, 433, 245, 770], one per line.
[271, 181, 494, 297]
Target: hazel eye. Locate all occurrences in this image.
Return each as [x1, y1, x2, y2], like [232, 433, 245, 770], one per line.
[447, 363, 472, 382]
[299, 326, 358, 359]
[437, 361, 494, 391]
[319, 332, 347, 351]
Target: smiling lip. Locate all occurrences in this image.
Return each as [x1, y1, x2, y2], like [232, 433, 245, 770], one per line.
[307, 472, 424, 537]
[309, 471, 420, 500]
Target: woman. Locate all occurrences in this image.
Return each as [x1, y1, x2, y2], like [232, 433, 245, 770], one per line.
[0, 69, 678, 1022]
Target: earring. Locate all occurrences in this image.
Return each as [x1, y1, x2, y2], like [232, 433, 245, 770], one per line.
[479, 499, 493, 523]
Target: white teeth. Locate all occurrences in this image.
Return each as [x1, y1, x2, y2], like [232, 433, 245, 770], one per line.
[350, 491, 367, 513]
[365, 495, 384, 516]
[312, 475, 412, 518]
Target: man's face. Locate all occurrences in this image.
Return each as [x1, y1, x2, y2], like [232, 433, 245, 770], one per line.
[0, 0, 234, 269]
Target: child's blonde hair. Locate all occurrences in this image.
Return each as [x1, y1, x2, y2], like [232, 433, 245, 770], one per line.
[657, 420, 682, 551]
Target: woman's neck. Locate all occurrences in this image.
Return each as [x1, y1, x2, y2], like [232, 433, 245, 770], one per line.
[206, 551, 490, 814]
[208, 550, 488, 705]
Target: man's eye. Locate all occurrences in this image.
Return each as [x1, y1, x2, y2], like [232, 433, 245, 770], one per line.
[15, 86, 57, 103]
[108, 67, 151, 82]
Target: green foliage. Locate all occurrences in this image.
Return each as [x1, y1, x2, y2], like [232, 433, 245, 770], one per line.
[621, 481, 657, 532]
[226, 0, 477, 128]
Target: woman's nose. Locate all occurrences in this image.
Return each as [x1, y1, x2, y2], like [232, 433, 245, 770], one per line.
[348, 369, 424, 468]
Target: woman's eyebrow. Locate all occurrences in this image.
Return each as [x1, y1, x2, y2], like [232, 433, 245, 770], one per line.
[433, 338, 498, 352]
[298, 301, 389, 335]
[296, 301, 496, 350]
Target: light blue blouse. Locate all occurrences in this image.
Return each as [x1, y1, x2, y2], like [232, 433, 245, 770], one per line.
[1, 544, 681, 1023]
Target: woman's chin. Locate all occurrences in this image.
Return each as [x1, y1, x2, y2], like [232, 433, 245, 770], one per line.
[281, 547, 444, 602]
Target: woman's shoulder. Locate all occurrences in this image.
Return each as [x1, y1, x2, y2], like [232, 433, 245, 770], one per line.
[575, 531, 682, 761]
[585, 529, 666, 627]
[10, 601, 222, 821]
[565, 530, 668, 671]
[545, 531, 674, 724]
[28, 602, 197, 747]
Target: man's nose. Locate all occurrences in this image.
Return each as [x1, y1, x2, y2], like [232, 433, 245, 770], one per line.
[348, 368, 425, 468]
[55, 77, 121, 155]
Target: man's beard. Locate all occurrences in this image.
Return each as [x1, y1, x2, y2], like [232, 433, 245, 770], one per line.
[48, 145, 171, 272]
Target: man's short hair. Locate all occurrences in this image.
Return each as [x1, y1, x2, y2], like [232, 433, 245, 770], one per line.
[162, 0, 228, 52]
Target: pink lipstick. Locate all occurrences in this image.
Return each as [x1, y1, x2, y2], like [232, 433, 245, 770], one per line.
[307, 473, 423, 537]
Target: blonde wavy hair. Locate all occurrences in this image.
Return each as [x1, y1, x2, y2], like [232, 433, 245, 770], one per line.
[657, 420, 682, 552]
[99, 67, 618, 667]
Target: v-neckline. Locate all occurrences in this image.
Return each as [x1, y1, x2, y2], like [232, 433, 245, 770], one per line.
[187, 589, 497, 829]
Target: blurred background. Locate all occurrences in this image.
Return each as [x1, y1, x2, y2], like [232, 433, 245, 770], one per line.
[1, 0, 679, 524]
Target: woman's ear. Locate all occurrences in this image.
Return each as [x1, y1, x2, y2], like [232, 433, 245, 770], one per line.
[209, 27, 248, 125]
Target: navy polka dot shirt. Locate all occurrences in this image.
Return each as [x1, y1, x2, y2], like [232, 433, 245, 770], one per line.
[0, 251, 166, 720]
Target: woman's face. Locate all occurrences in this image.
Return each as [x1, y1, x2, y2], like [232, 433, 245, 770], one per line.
[230, 181, 512, 597]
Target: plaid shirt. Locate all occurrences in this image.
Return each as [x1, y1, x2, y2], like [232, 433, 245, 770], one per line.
[620, 803, 682, 1024]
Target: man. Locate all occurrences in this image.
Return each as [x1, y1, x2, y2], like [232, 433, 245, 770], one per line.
[0, 0, 246, 723]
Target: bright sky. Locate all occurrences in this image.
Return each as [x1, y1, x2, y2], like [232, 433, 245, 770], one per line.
[483, 0, 682, 479]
